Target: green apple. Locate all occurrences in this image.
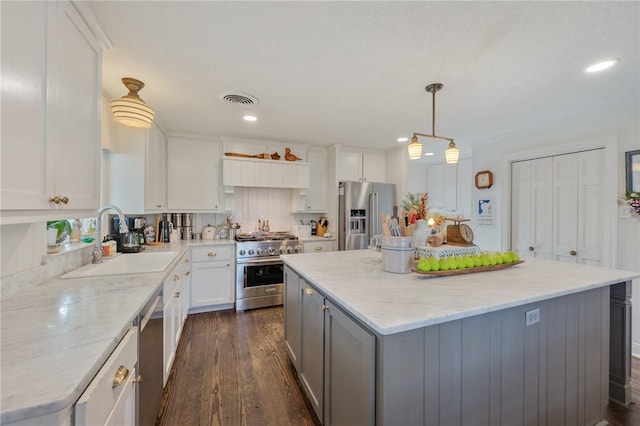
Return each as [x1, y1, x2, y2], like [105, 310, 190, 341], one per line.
[417, 258, 431, 271]
[429, 258, 440, 271]
[472, 255, 482, 267]
[480, 254, 491, 267]
[494, 253, 504, 264]
[439, 258, 450, 271]
[464, 256, 475, 269]
[511, 251, 520, 262]
[502, 251, 513, 263]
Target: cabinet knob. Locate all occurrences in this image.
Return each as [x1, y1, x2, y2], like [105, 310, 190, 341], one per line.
[322, 304, 329, 311]
[184, 259, 189, 263]
[305, 287, 313, 296]
[174, 274, 180, 281]
[570, 250, 577, 256]
[49, 196, 61, 204]
[185, 271, 190, 276]
[314, 246, 322, 251]
[528, 246, 534, 251]
[156, 204, 162, 208]
[133, 375, 143, 384]
[174, 291, 180, 298]
[112, 365, 130, 388]
[60, 196, 69, 204]
[226, 263, 230, 267]
[208, 252, 217, 257]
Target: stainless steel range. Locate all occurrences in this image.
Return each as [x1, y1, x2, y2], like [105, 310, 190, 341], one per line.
[235, 232, 303, 311]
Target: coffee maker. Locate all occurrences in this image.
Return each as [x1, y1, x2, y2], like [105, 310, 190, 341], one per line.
[110, 216, 144, 253]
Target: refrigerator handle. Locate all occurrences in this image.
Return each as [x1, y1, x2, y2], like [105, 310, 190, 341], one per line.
[370, 192, 378, 237]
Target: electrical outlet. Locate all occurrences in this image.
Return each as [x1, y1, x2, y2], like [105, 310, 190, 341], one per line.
[526, 308, 540, 327]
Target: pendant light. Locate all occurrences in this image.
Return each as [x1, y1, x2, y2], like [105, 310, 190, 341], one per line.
[111, 77, 154, 128]
[409, 83, 459, 164]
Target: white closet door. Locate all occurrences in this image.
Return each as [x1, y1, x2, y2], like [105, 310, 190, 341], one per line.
[530, 158, 553, 259]
[511, 161, 532, 258]
[511, 158, 552, 259]
[552, 154, 579, 263]
[576, 150, 603, 266]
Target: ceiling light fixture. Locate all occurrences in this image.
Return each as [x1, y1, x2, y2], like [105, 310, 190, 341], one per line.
[409, 83, 459, 164]
[111, 78, 154, 128]
[397, 137, 409, 143]
[243, 115, 257, 122]
[585, 59, 618, 73]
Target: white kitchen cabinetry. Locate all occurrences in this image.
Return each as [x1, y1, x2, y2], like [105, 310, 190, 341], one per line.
[292, 147, 327, 212]
[75, 328, 138, 426]
[163, 252, 190, 385]
[190, 245, 235, 313]
[426, 162, 459, 211]
[1, 1, 101, 219]
[302, 239, 335, 253]
[107, 122, 166, 214]
[337, 148, 386, 183]
[222, 157, 310, 189]
[167, 136, 222, 211]
[511, 149, 602, 265]
[284, 266, 375, 426]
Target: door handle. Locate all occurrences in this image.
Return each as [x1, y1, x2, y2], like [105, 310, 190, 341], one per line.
[569, 250, 577, 256]
[528, 246, 534, 251]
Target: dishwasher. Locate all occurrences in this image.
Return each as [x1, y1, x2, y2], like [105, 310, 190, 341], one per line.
[138, 291, 164, 426]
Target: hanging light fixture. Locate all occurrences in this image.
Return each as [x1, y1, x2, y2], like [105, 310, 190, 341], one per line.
[409, 83, 459, 164]
[111, 77, 154, 128]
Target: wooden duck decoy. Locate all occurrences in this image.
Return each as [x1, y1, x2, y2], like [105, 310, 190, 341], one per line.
[285, 147, 302, 161]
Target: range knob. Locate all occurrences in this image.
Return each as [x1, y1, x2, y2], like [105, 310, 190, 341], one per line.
[267, 247, 276, 255]
[287, 246, 294, 254]
[257, 248, 265, 256]
[239, 249, 246, 256]
[247, 249, 255, 255]
[279, 247, 286, 254]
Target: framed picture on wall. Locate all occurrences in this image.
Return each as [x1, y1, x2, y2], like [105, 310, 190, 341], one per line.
[626, 150, 640, 193]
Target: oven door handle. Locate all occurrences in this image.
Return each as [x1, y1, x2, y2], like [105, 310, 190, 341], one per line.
[237, 258, 284, 266]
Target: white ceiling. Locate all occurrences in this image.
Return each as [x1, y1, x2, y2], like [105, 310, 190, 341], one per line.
[90, 1, 639, 163]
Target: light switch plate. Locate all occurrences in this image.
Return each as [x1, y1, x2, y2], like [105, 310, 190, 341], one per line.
[621, 205, 631, 218]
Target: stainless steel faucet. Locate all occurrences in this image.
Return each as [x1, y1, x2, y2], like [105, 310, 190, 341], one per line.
[92, 204, 129, 264]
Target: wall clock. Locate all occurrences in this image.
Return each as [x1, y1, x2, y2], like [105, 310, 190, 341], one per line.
[475, 170, 493, 189]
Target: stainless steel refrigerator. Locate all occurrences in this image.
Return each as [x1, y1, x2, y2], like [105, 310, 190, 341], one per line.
[338, 181, 396, 250]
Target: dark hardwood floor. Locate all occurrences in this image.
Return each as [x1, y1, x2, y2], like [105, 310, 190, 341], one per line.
[157, 306, 639, 426]
[157, 307, 320, 426]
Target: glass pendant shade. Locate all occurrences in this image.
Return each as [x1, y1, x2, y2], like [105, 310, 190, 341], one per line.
[111, 78, 154, 128]
[407, 137, 422, 159]
[445, 142, 460, 164]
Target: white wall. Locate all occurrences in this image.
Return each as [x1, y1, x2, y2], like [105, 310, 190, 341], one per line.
[469, 105, 640, 354]
[0, 223, 45, 277]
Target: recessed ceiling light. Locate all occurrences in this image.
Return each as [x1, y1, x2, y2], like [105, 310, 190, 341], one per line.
[243, 115, 257, 122]
[424, 152, 435, 156]
[397, 137, 408, 143]
[585, 59, 619, 73]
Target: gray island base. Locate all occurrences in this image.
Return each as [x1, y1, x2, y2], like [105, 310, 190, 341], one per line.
[281, 250, 638, 426]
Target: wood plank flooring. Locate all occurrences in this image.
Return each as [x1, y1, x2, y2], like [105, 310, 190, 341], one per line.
[157, 307, 320, 426]
[157, 306, 639, 426]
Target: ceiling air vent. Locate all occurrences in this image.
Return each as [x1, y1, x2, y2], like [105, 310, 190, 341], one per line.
[221, 93, 259, 106]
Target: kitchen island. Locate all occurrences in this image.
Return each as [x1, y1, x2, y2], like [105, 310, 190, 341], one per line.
[281, 249, 639, 426]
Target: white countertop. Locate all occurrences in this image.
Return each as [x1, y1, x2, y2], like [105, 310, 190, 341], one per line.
[281, 250, 639, 336]
[0, 239, 234, 424]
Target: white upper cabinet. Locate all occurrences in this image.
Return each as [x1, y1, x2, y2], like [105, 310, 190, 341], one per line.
[167, 136, 222, 211]
[1, 1, 102, 220]
[292, 147, 327, 212]
[222, 157, 310, 189]
[107, 122, 166, 214]
[337, 148, 386, 183]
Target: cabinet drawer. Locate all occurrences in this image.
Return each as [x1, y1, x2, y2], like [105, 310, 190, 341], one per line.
[191, 245, 234, 262]
[75, 327, 138, 425]
[303, 240, 335, 253]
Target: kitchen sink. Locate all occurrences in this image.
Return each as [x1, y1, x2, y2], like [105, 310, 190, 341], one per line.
[60, 251, 179, 279]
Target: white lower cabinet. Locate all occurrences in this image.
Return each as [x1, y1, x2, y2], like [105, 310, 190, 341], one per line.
[190, 245, 235, 313]
[74, 328, 138, 426]
[163, 252, 190, 386]
[302, 239, 335, 254]
[284, 265, 375, 425]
